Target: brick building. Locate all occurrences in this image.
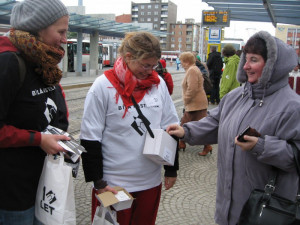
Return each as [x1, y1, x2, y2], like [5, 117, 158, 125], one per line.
[169, 18, 202, 53]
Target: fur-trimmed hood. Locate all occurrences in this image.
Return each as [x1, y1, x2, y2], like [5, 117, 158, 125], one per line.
[237, 31, 298, 100]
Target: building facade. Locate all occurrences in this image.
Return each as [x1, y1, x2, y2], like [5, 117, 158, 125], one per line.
[169, 19, 202, 53]
[276, 25, 300, 63]
[131, 0, 177, 50]
[116, 14, 132, 23]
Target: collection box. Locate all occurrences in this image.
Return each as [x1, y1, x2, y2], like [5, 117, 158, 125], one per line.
[143, 129, 177, 166]
[96, 186, 134, 211]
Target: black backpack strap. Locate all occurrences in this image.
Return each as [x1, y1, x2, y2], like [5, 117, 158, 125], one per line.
[131, 96, 154, 138]
[12, 52, 26, 88]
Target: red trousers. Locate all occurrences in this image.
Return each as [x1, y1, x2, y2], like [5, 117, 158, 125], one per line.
[92, 183, 162, 225]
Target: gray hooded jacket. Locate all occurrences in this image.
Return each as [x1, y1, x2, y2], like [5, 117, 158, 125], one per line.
[182, 31, 300, 225]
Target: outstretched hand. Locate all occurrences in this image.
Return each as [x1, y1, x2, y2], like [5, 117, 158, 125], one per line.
[166, 124, 185, 138]
[40, 134, 70, 155]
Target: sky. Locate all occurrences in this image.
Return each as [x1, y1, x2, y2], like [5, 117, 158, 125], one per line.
[60, 0, 276, 42]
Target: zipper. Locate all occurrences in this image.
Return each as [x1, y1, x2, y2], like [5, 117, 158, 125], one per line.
[259, 203, 295, 217]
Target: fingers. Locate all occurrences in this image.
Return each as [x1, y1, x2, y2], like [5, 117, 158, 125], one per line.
[235, 135, 258, 151]
[166, 124, 184, 138]
[40, 134, 70, 155]
[97, 186, 118, 194]
[166, 124, 177, 133]
[105, 186, 118, 194]
[56, 134, 71, 141]
[164, 177, 177, 190]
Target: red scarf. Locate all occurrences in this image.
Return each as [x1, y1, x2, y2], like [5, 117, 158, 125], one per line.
[104, 57, 160, 117]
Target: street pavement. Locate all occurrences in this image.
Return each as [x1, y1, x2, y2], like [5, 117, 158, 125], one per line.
[62, 63, 218, 225]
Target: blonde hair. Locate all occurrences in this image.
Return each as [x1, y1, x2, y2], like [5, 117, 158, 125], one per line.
[118, 31, 161, 60]
[179, 52, 196, 64]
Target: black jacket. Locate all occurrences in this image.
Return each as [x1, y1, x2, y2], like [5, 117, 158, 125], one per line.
[0, 52, 68, 210]
[207, 51, 223, 80]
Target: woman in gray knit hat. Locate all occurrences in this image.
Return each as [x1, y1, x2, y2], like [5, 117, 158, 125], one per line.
[0, 0, 70, 224]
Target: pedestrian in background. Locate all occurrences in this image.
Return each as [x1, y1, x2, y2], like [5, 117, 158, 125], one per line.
[179, 52, 212, 155]
[167, 31, 300, 225]
[219, 44, 240, 99]
[195, 55, 211, 97]
[207, 46, 223, 105]
[80, 31, 179, 225]
[155, 59, 174, 95]
[176, 56, 181, 70]
[0, 0, 69, 224]
[236, 49, 243, 57]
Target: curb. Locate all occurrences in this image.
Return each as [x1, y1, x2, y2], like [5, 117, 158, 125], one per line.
[61, 70, 183, 90]
[62, 82, 94, 90]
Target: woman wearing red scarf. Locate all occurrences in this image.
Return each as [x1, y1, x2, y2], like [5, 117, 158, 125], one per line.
[80, 32, 179, 225]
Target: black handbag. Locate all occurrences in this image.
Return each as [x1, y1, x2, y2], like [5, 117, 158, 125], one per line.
[238, 142, 300, 225]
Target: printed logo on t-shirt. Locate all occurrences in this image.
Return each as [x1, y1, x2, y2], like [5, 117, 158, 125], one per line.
[44, 97, 57, 123]
[131, 115, 146, 136]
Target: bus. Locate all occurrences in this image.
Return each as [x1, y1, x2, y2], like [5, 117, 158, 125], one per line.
[102, 43, 120, 67]
[221, 39, 245, 51]
[161, 50, 181, 61]
[67, 39, 119, 72]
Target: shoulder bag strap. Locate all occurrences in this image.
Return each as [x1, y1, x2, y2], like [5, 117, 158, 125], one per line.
[290, 142, 300, 196]
[131, 96, 154, 138]
[12, 52, 26, 89]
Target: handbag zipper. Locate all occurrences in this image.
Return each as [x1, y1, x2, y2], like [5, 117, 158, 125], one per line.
[260, 203, 295, 217]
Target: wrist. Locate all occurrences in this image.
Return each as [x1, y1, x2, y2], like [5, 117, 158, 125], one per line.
[93, 179, 107, 190]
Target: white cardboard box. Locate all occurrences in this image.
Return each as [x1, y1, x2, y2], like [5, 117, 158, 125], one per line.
[96, 186, 134, 211]
[143, 129, 177, 166]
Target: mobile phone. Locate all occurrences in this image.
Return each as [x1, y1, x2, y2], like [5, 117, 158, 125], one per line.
[237, 126, 251, 142]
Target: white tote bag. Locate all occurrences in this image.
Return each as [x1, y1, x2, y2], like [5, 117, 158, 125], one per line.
[92, 205, 119, 225]
[35, 153, 76, 225]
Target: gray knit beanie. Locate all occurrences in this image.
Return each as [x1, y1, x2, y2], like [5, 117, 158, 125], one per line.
[10, 0, 69, 33]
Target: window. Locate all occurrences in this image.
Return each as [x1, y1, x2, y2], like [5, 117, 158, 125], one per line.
[141, 18, 144, 22]
[171, 44, 175, 48]
[148, 5, 151, 9]
[147, 12, 151, 15]
[155, 4, 159, 9]
[154, 24, 158, 29]
[171, 38, 175, 42]
[147, 18, 151, 22]
[154, 17, 158, 21]
[141, 5, 144, 9]
[141, 12, 144, 15]
[154, 11, 158, 15]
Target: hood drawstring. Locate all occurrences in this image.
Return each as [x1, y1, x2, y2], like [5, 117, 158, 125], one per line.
[259, 86, 267, 107]
[241, 85, 247, 99]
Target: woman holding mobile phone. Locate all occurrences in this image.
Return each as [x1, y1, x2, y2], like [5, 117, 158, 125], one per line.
[167, 31, 300, 225]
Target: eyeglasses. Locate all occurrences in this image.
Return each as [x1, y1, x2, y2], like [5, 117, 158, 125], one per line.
[137, 60, 159, 70]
